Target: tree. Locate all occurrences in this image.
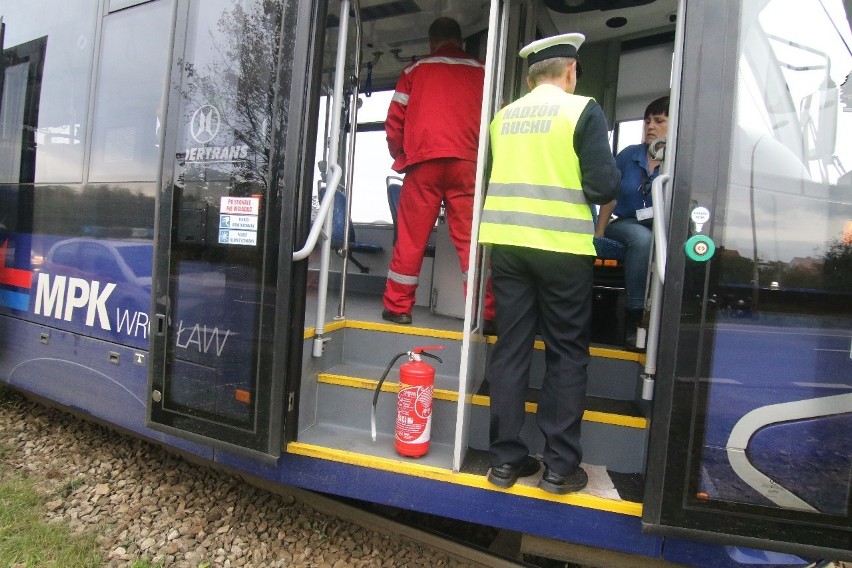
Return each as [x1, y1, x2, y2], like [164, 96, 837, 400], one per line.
[178, 0, 284, 197]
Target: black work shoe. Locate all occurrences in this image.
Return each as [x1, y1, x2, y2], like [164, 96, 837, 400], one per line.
[624, 309, 643, 347]
[538, 466, 588, 495]
[487, 456, 540, 489]
[382, 309, 412, 325]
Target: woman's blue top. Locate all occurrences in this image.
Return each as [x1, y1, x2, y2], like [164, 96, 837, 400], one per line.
[612, 143, 660, 219]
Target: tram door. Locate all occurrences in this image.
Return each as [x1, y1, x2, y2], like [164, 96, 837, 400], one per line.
[645, 0, 852, 559]
[148, 0, 321, 456]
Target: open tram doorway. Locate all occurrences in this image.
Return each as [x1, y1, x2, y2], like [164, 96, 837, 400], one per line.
[302, 0, 679, 345]
[295, 0, 680, 474]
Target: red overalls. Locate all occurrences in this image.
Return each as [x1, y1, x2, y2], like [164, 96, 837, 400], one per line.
[383, 43, 495, 320]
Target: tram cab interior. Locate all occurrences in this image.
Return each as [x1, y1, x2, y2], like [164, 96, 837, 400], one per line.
[296, 0, 676, 491]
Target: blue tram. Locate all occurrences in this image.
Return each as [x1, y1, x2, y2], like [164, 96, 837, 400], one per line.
[0, 1, 850, 566]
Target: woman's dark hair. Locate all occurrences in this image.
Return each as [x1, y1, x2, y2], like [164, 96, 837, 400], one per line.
[644, 96, 670, 119]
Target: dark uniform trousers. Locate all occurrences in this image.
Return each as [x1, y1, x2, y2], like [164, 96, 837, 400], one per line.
[487, 244, 593, 476]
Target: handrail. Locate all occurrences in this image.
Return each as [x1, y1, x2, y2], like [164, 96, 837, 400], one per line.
[644, 173, 670, 380]
[337, 0, 362, 319]
[292, 0, 352, 357]
[642, 0, 686, 389]
[293, 164, 341, 261]
[293, 0, 351, 262]
[650, 173, 670, 283]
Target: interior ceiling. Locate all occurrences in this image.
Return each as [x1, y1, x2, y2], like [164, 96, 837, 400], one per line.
[326, 0, 678, 92]
[546, 0, 678, 41]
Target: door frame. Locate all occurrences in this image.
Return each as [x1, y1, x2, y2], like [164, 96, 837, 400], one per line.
[642, 0, 852, 560]
[147, 0, 324, 459]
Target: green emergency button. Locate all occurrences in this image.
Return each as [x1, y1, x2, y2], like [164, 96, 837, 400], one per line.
[685, 234, 715, 262]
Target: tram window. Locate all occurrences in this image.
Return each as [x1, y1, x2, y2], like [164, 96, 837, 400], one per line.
[351, 128, 395, 224]
[352, 92, 395, 224]
[314, 91, 396, 224]
[356, 91, 394, 122]
[89, 0, 173, 183]
[615, 120, 644, 154]
[0, 0, 98, 183]
[613, 39, 672, 157]
[0, 60, 29, 182]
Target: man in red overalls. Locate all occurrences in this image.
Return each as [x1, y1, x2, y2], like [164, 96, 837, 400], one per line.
[382, 16, 495, 328]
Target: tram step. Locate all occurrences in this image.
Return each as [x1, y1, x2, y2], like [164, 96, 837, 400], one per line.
[324, 325, 647, 403]
[333, 325, 464, 370]
[465, 395, 647, 474]
[308, 365, 648, 473]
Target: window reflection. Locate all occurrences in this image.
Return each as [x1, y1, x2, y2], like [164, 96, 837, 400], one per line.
[716, 0, 852, 312]
[162, 0, 282, 427]
[177, 0, 279, 199]
[0, 0, 97, 183]
[696, 0, 852, 519]
[89, 0, 173, 182]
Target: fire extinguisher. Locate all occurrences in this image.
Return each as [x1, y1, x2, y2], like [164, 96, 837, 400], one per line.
[371, 346, 443, 458]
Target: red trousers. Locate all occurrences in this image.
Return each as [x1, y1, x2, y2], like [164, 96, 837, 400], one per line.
[383, 158, 495, 320]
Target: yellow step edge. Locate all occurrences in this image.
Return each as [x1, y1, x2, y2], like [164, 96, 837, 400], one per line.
[286, 441, 643, 517]
[305, 319, 645, 363]
[303, 319, 346, 339]
[318, 373, 647, 429]
[344, 319, 465, 341]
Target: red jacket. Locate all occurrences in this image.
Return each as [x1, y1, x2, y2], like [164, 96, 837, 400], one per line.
[385, 44, 485, 173]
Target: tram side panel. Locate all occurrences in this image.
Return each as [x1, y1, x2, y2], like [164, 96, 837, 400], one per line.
[0, 0, 180, 442]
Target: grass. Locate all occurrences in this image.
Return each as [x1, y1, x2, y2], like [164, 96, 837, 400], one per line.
[0, 394, 208, 568]
[0, 444, 102, 568]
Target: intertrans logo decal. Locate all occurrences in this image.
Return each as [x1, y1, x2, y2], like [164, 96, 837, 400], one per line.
[184, 102, 250, 164]
[190, 104, 221, 144]
[0, 239, 33, 310]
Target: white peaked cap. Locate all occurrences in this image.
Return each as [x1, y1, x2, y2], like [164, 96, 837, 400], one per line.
[519, 33, 585, 65]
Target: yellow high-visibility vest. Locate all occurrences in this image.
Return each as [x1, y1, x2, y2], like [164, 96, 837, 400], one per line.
[480, 84, 595, 256]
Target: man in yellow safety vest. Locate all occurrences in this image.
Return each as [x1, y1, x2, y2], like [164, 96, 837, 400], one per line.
[479, 32, 620, 494]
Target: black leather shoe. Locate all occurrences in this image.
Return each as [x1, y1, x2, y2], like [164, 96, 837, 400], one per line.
[624, 309, 643, 348]
[538, 466, 588, 495]
[487, 456, 540, 489]
[382, 309, 412, 325]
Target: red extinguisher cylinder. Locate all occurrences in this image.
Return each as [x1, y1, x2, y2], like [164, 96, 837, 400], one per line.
[394, 348, 440, 458]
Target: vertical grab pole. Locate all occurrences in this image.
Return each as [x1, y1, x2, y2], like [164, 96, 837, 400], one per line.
[642, 0, 686, 391]
[453, 0, 504, 473]
[644, 173, 670, 383]
[311, 0, 352, 357]
[337, 0, 363, 319]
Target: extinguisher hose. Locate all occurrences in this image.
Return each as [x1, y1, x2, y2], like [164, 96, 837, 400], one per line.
[371, 352, 408, 442]
[420, 351, 443, 365]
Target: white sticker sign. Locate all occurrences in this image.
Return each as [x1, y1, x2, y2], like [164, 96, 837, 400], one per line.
[220, 215, 258, 231]
[691, 206, 711, 232]
[218, 230, 258, 246]
[220, 196, 260, 216]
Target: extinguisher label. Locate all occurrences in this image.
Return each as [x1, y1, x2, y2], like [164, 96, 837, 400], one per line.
[396, 385, 433, 443]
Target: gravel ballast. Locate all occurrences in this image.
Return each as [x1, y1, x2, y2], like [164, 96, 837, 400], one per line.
[0, 388, 472, 567]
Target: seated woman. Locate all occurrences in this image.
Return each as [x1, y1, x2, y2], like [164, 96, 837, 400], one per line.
[595, 96, 669, 347]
